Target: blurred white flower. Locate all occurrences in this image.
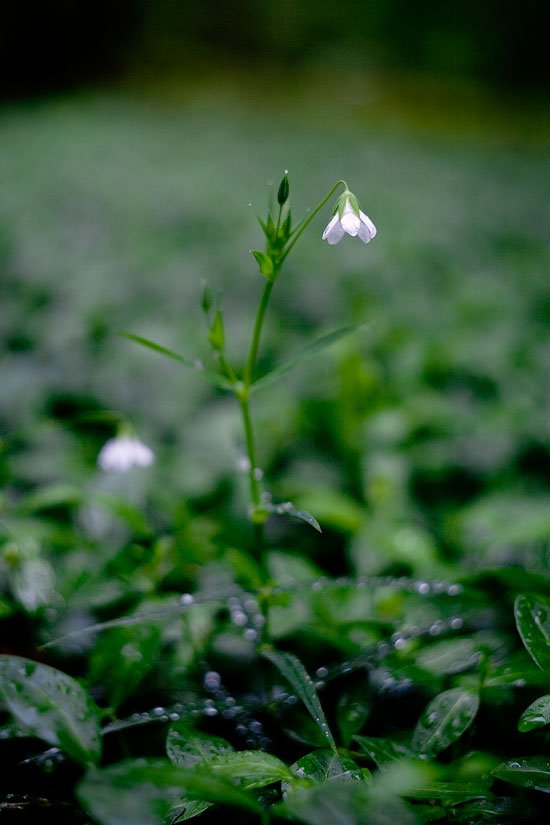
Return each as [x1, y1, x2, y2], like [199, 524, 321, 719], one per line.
[98, 435, 155, 473]
[322, 194, 377, 245]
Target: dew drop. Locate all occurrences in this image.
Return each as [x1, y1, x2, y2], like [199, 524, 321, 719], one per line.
[204, 671, 222, 691]
[232, 611, 248, 627]
[204, 706, 218, 717]
[450, 617, 464, 630]
[509, 762, 521, 769]
[316, 667, 329, 678]
[244, 628, 258, 641]
[180, 593, 194, 606]
[447, 584, 462, 596]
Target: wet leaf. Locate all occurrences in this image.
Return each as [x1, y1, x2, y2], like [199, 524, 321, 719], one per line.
[88, 622, 162, 710]
[0, 655, 101, 764]
[415, 638, 480, 676]
[291, 749, 365, 784]
[167, 724, 233, 767]
[492, 757, 550, 793]
[77, 758, 261, 825]
[353, 736, 414, 770]
[207, 750, 292, 789]
[518, 694, 550, 732]
[411, 688, 479, 758]
[251, 324, 368, 393]
[263, 648, 336, 749]
[514, 594, 550, 673]
[264, 500, 321, 532]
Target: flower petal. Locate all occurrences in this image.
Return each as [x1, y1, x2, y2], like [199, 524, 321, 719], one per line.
[357, 211, 377, 243]
[322, 214, 345, 244]
[340, 198, 360, 235]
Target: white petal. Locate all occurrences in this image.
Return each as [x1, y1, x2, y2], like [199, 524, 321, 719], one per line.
[340, 199, 360, 235]
[322, 214, 345, 244]
[98, 436, 155, 473]
[322, 214, 339, 240]
[340, 212, 360, 235]
[357, 211, 377, 243]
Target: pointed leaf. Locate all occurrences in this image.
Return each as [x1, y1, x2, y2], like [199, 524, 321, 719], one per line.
[492, 757, 550, 793]
[167, 724, 233, 767]
[251, 250, 274, 278]
[411, 688, 479, 758]
[518, 694, 550, 732]
[353, 736, 414, 770]
[514, 594, 550, 673]
[120, 331, 232, 390]
[0, 655, 101, 764]
[265, 500, 321, 532]
[251, 323, 369, 393]
[208, 750, 292, 789]
[208, 310, 225, 352]
[263, 649, 336, 749]
[291, 749, 364, 784]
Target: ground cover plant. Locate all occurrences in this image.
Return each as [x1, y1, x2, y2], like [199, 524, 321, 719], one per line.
[0, 85, 549, 824]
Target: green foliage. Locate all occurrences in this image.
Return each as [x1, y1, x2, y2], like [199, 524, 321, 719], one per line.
[411, 688, 480, 758]
[0, 655, 101, 764]
[0, 86, 549, 825]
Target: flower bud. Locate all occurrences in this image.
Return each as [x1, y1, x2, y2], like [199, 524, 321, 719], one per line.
[277, 171, 289, 206]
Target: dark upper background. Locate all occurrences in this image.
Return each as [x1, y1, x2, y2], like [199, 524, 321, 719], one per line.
[1, 0, 547, 101]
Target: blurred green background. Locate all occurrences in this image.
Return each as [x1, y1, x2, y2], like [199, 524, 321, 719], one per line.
[1, 0, 549, 569]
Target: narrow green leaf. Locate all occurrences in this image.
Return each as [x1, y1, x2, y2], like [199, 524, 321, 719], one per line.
[251, 323, 369, 393]
[263, 649, 336, 749]
[353, 736, 414, 770]
[514, 594, 550, 673]
[120, 331, 232, 390]
[208, 310, 225, 352]
[251, 250, 274, 278]
[493, 757, 550, 793]
[406, 780, 491, 801]
[201, 281, 212, 315]
[19, 483, 83, 513]
[265, 500, 321, 532]
[0, 655, 101, 764]
[518, 694, 550, 732]
[411, 688, 479, 758]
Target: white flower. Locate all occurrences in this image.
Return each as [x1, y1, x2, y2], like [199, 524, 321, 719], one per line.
[322, 194, 377, 245]
[98, 435, 155, 473]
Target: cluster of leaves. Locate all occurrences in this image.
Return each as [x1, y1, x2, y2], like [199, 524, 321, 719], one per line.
[0, 458, 548, 825]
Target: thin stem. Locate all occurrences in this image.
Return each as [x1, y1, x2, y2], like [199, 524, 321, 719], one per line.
[239, 395, 261, 507]
[280, 179, 346, 263]
[243, 277, 276, 388]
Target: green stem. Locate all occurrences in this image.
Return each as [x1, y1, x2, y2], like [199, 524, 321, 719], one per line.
[243, 277, 276, 388]
[280, 179, 347, 263]
[239, 394, 261, 507]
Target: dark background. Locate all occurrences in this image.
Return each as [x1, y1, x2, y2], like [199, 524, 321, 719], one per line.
[1, 0, 547, 101]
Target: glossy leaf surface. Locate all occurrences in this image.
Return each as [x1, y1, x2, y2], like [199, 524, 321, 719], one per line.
[0, 655, 101, 764]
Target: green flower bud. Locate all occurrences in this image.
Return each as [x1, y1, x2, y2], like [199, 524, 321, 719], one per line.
[277, 171, 289, 206]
